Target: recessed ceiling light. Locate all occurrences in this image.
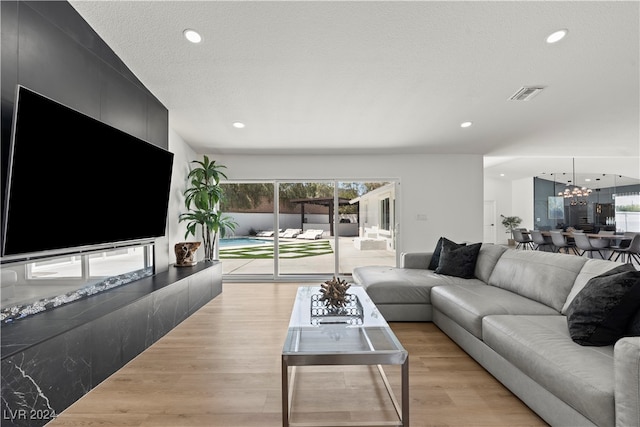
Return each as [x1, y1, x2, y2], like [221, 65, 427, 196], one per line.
[546, 29, 568, 44]
[500, 173, 505, 177]
[183, 29, 202, 44]
[232, 122, 245, 129]
[585, 178, 591, 182]
[460, 121, 473, 128]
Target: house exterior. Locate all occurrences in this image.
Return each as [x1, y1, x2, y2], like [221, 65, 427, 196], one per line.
[350, 183, 396, 251]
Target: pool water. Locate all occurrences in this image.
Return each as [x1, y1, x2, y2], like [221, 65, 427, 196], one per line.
[219, 237, 271, 248]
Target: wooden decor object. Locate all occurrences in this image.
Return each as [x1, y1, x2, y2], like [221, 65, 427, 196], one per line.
[319, 276, 351, 309]
[174, 242, 201, 267]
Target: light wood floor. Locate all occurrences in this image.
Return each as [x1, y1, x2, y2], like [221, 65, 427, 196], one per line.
[49, 283, 547, 427]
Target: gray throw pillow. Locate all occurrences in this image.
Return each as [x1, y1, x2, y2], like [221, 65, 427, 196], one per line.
[428, 237, 465, 270]
[566, 264, 640, 346]
[435, 240, 481, 279]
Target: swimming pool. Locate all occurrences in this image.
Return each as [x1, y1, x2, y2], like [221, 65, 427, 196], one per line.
[219, 237, 271, 248]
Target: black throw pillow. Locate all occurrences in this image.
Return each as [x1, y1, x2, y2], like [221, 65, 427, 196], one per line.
[566, 264, 640, 346]
[434, 240, 482, 279]
[428, 237, 466, 270]
[626, 309, 640, 337]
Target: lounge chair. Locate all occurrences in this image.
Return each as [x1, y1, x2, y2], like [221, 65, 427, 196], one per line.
[255, 230, 275, 237]
[296, 229, 324, 240]
[280, 228, 302, 238]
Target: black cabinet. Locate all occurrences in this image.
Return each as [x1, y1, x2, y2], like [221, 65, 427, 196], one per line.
[1, 262, 222, 427]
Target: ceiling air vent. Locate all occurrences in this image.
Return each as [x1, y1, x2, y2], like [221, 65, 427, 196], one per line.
[509, 86, 545, 101]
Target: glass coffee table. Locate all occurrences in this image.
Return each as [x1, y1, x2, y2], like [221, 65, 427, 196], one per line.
[282, 285, 409, 427]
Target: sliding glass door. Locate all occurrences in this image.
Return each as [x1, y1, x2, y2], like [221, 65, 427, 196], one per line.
[218, 182, 275, 276]
[278, 181, 335, 276]
[219, 180, 397, 280]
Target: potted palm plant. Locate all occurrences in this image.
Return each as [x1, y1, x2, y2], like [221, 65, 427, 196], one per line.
[179, 155, 237, 263]
[500, 215, 522, 246]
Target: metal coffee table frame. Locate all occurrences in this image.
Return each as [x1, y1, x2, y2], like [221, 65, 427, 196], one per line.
[282, 286, 409, 427]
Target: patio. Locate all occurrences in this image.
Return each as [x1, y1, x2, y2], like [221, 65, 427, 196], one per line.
[220, 236, 396, 276]
[220, 240, 334, 259]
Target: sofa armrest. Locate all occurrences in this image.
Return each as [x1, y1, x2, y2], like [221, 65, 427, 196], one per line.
[400, 252, 433, 269]
[615, 337, 640, 427]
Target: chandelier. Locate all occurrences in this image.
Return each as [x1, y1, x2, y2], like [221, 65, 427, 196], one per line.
[558, 158, 592, 206]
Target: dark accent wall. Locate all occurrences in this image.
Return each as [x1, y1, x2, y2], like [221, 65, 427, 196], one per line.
[0, 3, 209, 425]
[1, 0, 168, 242]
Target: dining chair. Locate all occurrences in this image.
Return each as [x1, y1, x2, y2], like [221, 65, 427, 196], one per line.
[630, 236, 640, 266]
[512, 229, 534, 250]
[529, 230, 553, 252]
[609, 233, 640, 264]
[549, 231, 578, 255]
[607, 232, 637, 259]
[573, 233, 605, 259]
[588, 231, 612, 256]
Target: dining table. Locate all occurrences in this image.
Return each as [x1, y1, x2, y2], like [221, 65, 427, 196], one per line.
[535, 231, 633, 259]
[539, 231, 633, 241]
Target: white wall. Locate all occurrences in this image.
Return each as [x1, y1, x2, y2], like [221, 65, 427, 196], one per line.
[484, 176, 534, 244]
[215, 153, 484, 254]
[512, 177, 535, 230]
[166, 127, 199, 265]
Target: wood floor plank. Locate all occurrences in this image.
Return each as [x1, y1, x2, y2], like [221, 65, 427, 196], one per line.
[49, 283, 547, 427]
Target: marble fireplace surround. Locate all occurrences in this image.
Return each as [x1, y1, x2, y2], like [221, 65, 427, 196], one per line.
[0, 261, 222, 427]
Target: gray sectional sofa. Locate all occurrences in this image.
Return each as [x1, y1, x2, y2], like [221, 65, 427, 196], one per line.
[352, 244, 640, 427]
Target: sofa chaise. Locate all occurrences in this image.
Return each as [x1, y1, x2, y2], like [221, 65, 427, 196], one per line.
[353, 243, 640, 427]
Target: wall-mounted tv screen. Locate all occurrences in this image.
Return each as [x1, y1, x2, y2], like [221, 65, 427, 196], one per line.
[2, 86, 174, 258]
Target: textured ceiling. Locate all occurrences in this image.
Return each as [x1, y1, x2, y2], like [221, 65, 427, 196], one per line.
[69, 1, 640, 181]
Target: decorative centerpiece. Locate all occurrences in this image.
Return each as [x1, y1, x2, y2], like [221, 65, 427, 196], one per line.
[310, 278, 363, 325]
[309, 277, 364, 325]
[319, 276, 351, 310]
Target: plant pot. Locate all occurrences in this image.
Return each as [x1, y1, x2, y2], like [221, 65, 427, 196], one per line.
[508, 238, 516, 246]
[174, 242, 201, 267]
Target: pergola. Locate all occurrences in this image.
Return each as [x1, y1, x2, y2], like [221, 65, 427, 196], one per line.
[289, 197, 356, 236]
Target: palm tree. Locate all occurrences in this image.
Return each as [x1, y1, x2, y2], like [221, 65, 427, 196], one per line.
[179, 155, 237, 261]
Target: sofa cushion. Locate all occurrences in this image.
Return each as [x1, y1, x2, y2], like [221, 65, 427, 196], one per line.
[487, 249, 587, 312]
[474, 244, 508, 283]
[431, 284, 558, 339]
[482, 315, 614, 427]
[565, 264, 640, 346]
[435, 241, 481, 279]
[353, 266, 484, 305]
[562, 258, 624, 314]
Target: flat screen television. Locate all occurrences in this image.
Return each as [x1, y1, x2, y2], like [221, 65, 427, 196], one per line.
[2, 86, 174, 258]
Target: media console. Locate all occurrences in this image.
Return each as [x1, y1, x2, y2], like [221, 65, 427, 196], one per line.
[0, 261, 222, 427]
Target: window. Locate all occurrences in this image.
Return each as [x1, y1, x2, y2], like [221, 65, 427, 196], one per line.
[615, 193, 640, 232]
[1, 245, 154, 317]
[380, 197, 390, 231]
